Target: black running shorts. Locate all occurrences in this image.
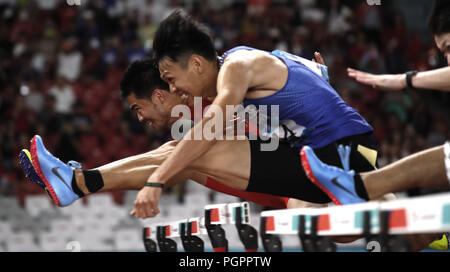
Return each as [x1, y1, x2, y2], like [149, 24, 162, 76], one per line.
[246, 132, 377, 203]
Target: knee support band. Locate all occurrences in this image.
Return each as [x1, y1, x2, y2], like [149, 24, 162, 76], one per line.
[444, 142, 450, 186]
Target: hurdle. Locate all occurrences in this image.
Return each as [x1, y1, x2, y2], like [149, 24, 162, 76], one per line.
[260, 192, 450, 252]
[143, 192, 450, 252]
[143, 202, 262, 252]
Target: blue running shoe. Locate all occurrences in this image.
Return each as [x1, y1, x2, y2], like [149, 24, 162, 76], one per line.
[19, 149, 48, 191]
[30, 135, 80, 207]
[300, 146, 365, 205]
[19, 149, 82, 204]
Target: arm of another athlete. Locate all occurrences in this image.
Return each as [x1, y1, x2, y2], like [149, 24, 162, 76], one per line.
[348, 66, 450, 92]
[412, 66, 450, 91]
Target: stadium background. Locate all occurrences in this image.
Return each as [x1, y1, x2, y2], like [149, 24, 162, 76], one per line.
[0, 0, 449, 252]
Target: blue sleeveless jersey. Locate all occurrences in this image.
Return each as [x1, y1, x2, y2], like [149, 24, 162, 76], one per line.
[220, 46, 373, 149]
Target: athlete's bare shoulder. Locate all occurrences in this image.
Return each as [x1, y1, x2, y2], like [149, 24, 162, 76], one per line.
[223, 49, 288, 95]
[224, 49, 285, 70]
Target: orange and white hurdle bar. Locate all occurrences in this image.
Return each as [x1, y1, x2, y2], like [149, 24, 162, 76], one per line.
[143, 202, 261, 252]
[260, 192, 450, 252]
[143, 192, 450, 252]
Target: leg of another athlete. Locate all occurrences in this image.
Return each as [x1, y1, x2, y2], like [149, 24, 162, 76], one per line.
[189, 137, 331, 204]
[362, 144, 450, 200]
[73, 141, 196, 196]
[72, 137, 251, 197]
[188, 138, 251, 190]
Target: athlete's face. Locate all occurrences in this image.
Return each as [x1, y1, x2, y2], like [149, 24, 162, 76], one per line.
[126, 90, 187, 131]
[158, 55, 216, 97]
[435, 32, 450, 66]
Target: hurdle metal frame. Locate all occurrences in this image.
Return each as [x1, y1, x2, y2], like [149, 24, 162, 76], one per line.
[143, 202, 260, 252]
[143, 192, 450, 252]
[261, 192, 450, 252]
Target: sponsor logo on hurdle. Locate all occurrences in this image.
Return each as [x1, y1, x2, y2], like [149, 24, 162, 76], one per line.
[412, 211, 437, 223]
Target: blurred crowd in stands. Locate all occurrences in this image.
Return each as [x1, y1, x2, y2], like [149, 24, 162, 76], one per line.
[0, 0, 449, 205]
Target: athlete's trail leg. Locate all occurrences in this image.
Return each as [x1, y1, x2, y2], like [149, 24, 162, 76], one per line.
[73, 141, 193, 196]
[72, 138, 251, 196]
[362, 144, 449, 200]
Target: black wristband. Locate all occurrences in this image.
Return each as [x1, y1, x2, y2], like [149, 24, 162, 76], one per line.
[405, 70, 418, 89]
[145, 182, 164, 189]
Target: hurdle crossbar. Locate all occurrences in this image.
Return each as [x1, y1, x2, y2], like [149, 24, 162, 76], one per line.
[261, 192, 450, 236]
[144, 202, 251, 239]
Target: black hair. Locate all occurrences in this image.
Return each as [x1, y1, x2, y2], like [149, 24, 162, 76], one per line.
[428, 0, 450, 36]
[152, 9, 217, 65]
[120, 58, 169, 100]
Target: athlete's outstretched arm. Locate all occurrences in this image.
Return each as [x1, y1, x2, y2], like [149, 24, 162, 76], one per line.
[348, 66, 450, 92]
